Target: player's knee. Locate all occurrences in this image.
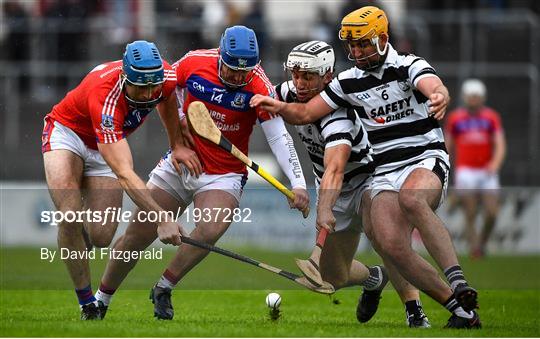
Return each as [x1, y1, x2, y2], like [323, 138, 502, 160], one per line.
[57, 221, 82, 237]
[398, 190, 425, 214]
[86, 223, 117, 248]
[88, 233, 113, 248]
[374, 234, 409, 261]
[196, 223, 228, 245]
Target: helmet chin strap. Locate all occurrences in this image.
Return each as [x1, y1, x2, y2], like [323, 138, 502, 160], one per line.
[373, 36, 389, 56]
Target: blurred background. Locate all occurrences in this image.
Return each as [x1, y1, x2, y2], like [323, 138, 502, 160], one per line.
[0, 0, 539, 255]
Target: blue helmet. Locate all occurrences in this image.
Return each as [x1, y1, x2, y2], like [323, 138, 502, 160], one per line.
[122, 40, 164, 86]
[219, 25, 259, 72]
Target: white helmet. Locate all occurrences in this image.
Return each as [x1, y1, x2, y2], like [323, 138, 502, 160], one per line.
[285, 40, 335, 76]
[462, 79, 486, 98]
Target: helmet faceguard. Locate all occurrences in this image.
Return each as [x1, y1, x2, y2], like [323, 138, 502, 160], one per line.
[218, 25, 260, 89]
[284, 41, 335, 102]
[122, 40, 165, 109]
[339, 6, 389, 71]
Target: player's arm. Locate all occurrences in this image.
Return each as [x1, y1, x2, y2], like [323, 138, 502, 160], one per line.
[98, 139, 185, 245]
[443, 116, 455, 157]
[416, 76, 450, 121]
[317, 144, 351, 232]
[157, 92, 202, 177]
[250, 93, 334, 125]
[260, 116, 310, 215]
[488, 130, 506, 173]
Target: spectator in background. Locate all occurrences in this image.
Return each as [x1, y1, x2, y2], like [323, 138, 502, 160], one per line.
[3, 1, 30, 92]
[445, 79, 506, 259]
[311, 7, 335, 47]
[106, 0, 135, 45]
[241, 0, 268, 52]
[42, 0, 95, 88]
[202, 0, 241, 48]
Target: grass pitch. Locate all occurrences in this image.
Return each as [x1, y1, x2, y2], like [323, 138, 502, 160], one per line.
[1, 247, 539, 337]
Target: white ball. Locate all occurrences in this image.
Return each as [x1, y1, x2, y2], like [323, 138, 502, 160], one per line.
[265, 292, 281, 309]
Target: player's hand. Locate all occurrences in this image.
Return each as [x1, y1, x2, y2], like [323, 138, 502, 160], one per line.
[316, 208, 336, 233]
[486, 161, 499, 174]
[180, 116, 195, 148]
[249, 94, 286, 114]
[428, 91, 450, 120]
[288, 187, 310, 218]
[157, 221, 183, 246]
[170, 145, 202, 178]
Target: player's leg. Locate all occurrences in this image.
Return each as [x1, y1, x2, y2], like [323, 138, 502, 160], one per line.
[81, 176, 123, 248]
[455, 168, 480, 256]
[96, 182, 186, 316]
[371, 191, 480, 328]
[151, 180, 241, 320]
[477, 190, 500, 257]
[319, 228, 369, 289]
[460, 193, 480, 256]
[398, 162, 478, 311]
[362, 192, 428, 327]
[160, 189, 238, 281]
[44, 149, 99, 318]
[384, 257, 431, 328]
[371, 191, 454, 302]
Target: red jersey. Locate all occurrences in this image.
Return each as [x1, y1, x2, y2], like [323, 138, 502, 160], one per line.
[174, 49, 277, 175]
[46, 60, 177, 150]
[445, 107, 503, 169]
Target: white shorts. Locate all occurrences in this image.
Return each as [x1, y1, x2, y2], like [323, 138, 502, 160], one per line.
[371, 157, 449, 207]
[316, 176, 371, 232]
[148, 150, 247, 205]
[41, 118, 116, 178]
[454, 167, 500, 191]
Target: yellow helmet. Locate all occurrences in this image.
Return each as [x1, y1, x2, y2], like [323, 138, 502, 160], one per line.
[339, 6, 388, 42]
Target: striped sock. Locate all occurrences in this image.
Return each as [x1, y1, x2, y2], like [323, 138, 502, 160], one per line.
[156, 269, 179, 289]
[362, 266, 382, 291]
[75, 285, 96, 306]
[443, 296, 460, 313]
[95, 282, 116, 306]
[444, 265, 468, 291]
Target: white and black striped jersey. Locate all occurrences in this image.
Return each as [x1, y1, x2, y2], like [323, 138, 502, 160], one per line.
[276, 81, 374, 190]
[320, 44, 449, 176]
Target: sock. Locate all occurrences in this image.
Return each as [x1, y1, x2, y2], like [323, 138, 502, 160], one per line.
[75, 285, 96, 306]
[405, 299, 422, 316]
[95, 282, 116, 306]
[156, 269, 179, 289]
[362, 266, 382, 291]
[443, 265, 468, 291]
[443, 296, 460, 313]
